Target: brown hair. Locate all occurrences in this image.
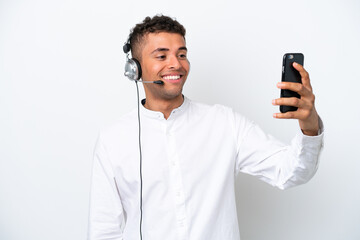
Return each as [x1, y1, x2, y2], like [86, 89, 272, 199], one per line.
[128, 15, 186, 60]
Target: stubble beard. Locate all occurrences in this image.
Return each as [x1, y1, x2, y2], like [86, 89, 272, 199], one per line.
[156, 84, 184, 101]
[144, 81, 185, 102]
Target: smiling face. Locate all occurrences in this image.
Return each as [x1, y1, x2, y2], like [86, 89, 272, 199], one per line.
[140, 32, 190, 103]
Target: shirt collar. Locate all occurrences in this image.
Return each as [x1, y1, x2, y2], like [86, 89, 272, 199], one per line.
[140, 96, 190, 119]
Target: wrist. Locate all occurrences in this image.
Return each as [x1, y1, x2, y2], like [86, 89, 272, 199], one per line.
[301, 128, 319, 136]
[299, 110, 319, 136]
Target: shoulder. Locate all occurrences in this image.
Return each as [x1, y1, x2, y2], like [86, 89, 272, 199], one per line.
[189, 99, 255, 134]
[188, 99, 247, 122]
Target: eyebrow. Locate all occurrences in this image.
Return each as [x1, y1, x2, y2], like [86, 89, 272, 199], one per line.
[151, 46, 187, 54]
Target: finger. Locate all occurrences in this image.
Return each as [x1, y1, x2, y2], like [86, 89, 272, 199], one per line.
[277, 82, 312, 97]
[273, 107, 314, 120]
[292, 62, 312, 90]
[272, 97, 304, 108]
[273, 111, 300, 119]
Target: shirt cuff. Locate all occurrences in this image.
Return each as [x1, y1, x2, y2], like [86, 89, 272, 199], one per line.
[296, 116, 324, 151]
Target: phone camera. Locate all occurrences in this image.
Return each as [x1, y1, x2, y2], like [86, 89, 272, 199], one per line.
[288, 54, 294, 59]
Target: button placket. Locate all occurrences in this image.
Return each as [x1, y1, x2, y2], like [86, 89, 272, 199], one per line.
[166, 123, 189, 239]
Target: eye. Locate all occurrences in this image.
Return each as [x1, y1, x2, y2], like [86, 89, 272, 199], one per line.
[178, 54, 187, 59]
[156, 55, 166, 60]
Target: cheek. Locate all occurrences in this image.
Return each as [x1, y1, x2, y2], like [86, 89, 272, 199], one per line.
[184, 62, 190, 73]
[143, 63, 163, 76]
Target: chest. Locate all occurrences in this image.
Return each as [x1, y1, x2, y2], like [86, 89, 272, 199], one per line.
[108, 114, 237, 201]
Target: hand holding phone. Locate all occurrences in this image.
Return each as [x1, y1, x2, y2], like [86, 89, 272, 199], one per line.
[280, 53, 304, 113]
[273, 53, 320, 136]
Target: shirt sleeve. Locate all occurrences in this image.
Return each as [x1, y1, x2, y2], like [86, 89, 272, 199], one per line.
[234, 113, 324, 190]
[88, 133, 125, 240]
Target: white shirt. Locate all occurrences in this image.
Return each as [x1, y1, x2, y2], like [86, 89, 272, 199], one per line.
[88, 97, 324, 240]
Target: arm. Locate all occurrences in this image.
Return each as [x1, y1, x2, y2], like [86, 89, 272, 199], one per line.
[235, 63, 323, 188]
[272, 62, 319, 136]
[88, 134, 125, 240]
[235, 116, 324, 189]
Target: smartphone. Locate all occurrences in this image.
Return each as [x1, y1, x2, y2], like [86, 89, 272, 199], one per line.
[280, 53, 304, 113]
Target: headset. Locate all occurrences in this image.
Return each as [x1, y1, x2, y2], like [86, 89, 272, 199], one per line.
[123, 38, 146, 240]
[123, 39, 163, 85]
[123, 34, 166, 240]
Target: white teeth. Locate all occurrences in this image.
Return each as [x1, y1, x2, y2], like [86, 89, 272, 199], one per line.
[163, 75, 180, 80]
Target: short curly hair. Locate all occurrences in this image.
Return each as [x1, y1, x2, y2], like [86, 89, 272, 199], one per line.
[127, 15, 186, 60]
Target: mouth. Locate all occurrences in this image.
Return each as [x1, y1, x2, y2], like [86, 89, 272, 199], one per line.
[161, 74, 184, 83]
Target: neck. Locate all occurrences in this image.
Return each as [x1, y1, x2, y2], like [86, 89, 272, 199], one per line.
[144, 95, 184, 119]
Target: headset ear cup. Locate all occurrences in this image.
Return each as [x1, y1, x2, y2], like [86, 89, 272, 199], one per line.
[132, 58, 142, 80]
[124, 58, 142, 80]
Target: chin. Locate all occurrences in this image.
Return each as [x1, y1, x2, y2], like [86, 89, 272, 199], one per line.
[161, 88, 184, 100]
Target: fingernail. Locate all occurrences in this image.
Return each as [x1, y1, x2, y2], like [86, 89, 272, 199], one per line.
[273, 113, 277, 118]
[293, 62, 298, 66]
[277, 82, 284, 88]
[272, 99, 276, 105]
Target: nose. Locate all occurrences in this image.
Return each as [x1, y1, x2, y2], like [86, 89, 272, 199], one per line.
[168, 55, 181, 69]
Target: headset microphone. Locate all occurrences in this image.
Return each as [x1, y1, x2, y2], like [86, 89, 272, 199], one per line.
[142, 80, 164, 85]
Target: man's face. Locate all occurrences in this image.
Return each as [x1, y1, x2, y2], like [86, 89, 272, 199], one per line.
[140, 32, 189, 101]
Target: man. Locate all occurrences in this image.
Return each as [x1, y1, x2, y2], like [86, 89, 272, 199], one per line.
[88, 15, 323, 240]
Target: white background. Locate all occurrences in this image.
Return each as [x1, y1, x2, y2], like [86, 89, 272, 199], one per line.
[1, 0, 359, 239]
